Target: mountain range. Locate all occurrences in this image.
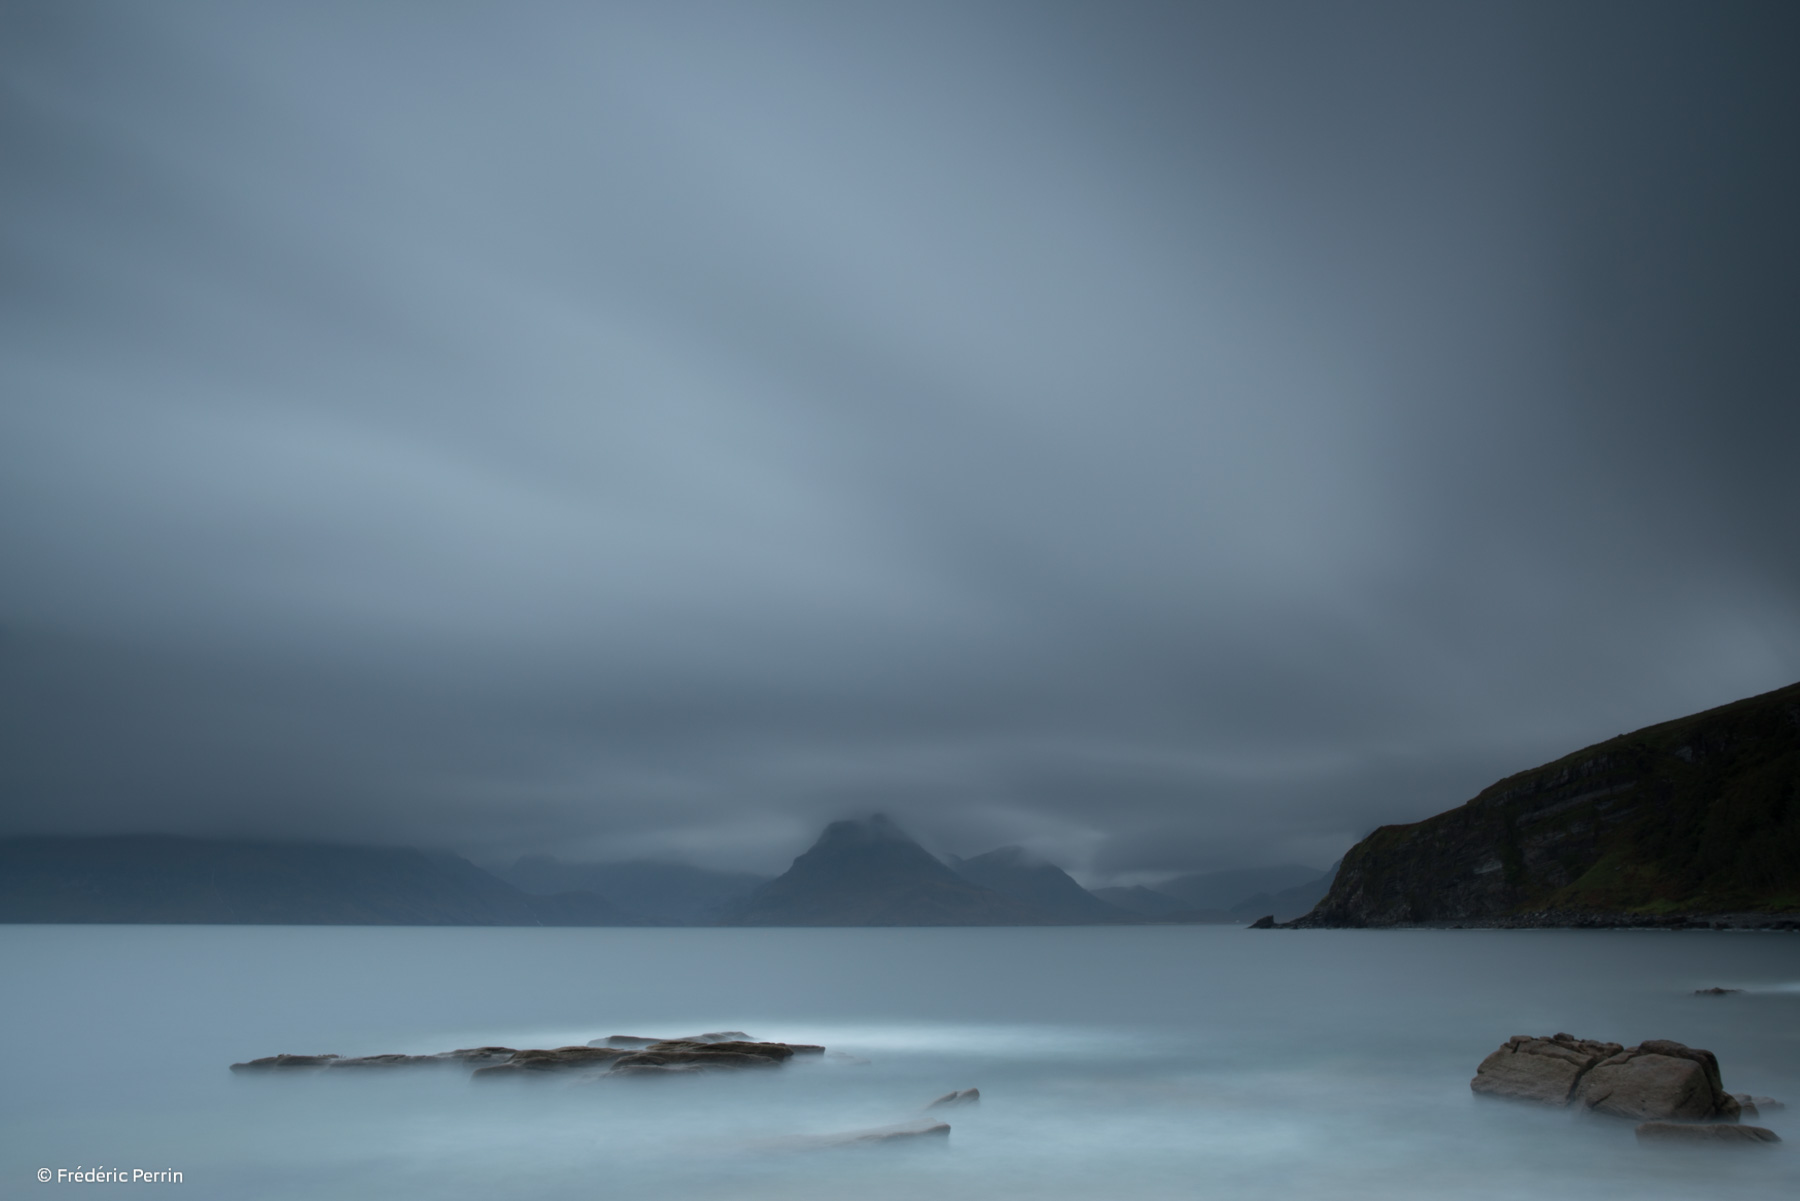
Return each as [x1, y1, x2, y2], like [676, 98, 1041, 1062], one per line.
[0, 820, 1323, 927]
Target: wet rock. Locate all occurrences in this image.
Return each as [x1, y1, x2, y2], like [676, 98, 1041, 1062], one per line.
[1734, 1094, 1784, 1113]
[925, 1088, 980, 1110]
[1574, 1040, 1740, 1121]
[1694, 987, 1742, 995]
[230, 1053, 341, 1071]
[1635, 1121, 1780, 1145]
[769, 1120, 952, 1149]
[328, 1054, 445, 1069]
[605, 1040, 810, 1075]
[1470, 1034, 1622, 1105]
[589, 1031, 751, 1048]
[471, 1046, 627, 1078]
[434, 1047, 521, 1065]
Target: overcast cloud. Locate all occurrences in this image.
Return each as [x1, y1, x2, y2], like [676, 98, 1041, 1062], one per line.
[2, 1, 1796, 879]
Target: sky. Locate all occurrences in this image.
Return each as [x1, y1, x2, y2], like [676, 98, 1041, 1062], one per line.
[2, 0, 1797, 881]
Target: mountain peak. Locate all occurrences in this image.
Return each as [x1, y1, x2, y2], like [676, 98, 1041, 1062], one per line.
[730, 816, 1057, 926]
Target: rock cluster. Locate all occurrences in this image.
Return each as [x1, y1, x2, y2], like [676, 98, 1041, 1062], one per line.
[1471, 1033, 1782, 1147]
[232, 1033, 824, 1080]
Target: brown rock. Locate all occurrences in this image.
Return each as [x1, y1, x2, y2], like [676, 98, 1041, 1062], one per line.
[1635, 1121, 1780, 1145]
[471, 1046, 627, 1078]
[1574, 1041, 1739, 1121]
[1470, 1034, 1622, 1105]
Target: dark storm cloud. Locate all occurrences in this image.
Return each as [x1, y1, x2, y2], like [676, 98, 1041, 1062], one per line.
[2, 1, 1796, 878]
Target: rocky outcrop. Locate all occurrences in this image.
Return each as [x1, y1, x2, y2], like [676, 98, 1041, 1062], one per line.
[231, 1053, 343, 1070]
[1471, 1035, 1741, 1122]
[606, 1040, 818, 1076]
[471, 1046, 628, 1077]
[234, 1034, 824, 1079]
[1292, 681, 1800, 926]
[1574, 1041, 1739, 1121]
[924, 1088, 980, 1110]
[1471, 1034, 1623, 1105]
[1636, 1121, 1780, 1145]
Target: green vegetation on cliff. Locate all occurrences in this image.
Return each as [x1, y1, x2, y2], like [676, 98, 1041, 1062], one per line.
[1297, 681, 1800, 926]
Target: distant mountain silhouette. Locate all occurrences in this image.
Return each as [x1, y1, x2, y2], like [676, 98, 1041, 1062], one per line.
[1228, 861, 1338, 922]
[0, 836, 642, 925]
[1091, 884, 1193, 918]
[1156, 864, 1325, 911]
[729, 815, 1056, 926]
[499, 856, 768, 924]
[947, 846, 1138, 923]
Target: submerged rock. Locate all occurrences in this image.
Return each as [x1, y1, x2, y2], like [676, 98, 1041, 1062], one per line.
[1574, 1041, 1739, 1121]
[1470, 1034, 1622, 1105]
[1694, 987, 1742, 995]
[1636, 1121, 1780, 1145]
[925, 1088, 980, 1110]
[1733, 1094, 1784, 1116]
[766, 1119, 952, 1150]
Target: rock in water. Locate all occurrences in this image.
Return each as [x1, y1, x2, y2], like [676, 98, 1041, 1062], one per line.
[1636, 1121, 1780, 1145]
[605, 1040, 823, 1076]
[1733, 1094, 1784, 1115]
[1470, 1034, 1622, 1105]
[925, 1088, 980, 1110]
[765, 1120, 952, 1150]
[230, 1053, 342, 1070]
[1248, 915, 1276, 929]
[1574, 1040, 1740, 1121]
[1693, 987, 1742, 995]
[471, 1046, 628, 1078]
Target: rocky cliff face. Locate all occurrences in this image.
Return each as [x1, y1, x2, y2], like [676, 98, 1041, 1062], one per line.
[1294, 681, 1800, 926]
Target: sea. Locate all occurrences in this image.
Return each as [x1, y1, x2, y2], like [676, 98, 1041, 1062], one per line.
[3, 924, 1796, 1200]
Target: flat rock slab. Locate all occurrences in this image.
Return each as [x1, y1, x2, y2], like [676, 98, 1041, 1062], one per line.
[231, 1054, 342, 1071]
[1471, 1034, 1622, 1105]
[236, 1037, 825, 1079]
[763, 1120, 951, 1151]
[1636, 1121, 1781, 1146]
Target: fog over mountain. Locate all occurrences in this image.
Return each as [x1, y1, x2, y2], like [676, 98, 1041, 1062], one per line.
[2, 2, 1797, 882]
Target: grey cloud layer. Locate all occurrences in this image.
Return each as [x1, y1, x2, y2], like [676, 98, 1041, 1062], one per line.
[2, 1, 1796, 876]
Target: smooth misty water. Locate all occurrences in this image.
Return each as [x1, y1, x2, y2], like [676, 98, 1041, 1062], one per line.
[2, 926, 1797, 1200]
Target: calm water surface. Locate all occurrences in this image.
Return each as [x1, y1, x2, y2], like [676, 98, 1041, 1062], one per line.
[2, 925, 1796, 1199]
